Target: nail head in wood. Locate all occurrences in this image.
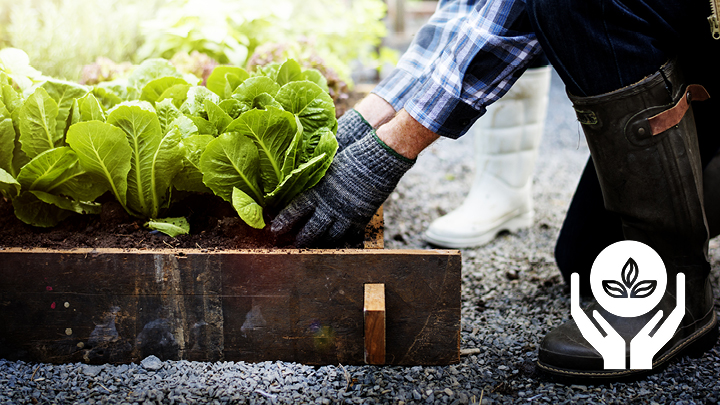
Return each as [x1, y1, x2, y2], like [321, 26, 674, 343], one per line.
[364, 283, 386, 365]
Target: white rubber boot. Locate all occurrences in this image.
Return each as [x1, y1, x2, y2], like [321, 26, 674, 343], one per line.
[424, 66, 552, 248]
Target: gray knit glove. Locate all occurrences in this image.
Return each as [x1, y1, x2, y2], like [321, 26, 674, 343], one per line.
[271, 131, 415, 247]
[336, 108, 373, 152]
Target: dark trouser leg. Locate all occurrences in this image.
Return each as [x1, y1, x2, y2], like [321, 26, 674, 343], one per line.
[527, 0, 719, 380]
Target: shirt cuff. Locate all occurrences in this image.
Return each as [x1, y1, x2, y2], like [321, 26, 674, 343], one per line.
[372, 68, 423, 112]
[404, 77, 485, 139]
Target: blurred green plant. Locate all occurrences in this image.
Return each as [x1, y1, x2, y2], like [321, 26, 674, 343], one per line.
[137, 0, 397, 86]
[0, 0, 162, 81]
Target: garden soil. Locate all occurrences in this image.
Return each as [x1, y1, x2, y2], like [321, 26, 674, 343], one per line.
[0, 193, 369, 250]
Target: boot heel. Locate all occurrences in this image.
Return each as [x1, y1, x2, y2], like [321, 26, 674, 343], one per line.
[684, 320, 719, 359]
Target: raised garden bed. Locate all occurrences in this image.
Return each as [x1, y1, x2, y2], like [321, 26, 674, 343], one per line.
[0, 208, 461, 366]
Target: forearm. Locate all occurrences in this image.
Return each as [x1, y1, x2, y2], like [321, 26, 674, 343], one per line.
[355, 93, 396, 128]
[375, 109, 440, 160]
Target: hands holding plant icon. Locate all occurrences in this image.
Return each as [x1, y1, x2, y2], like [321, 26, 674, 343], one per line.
[572, 272, 685, 370]
[572, 241, 686, 370]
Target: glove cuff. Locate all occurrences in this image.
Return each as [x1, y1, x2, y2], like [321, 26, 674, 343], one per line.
[347, 132, 415, 182]
[336, 109, 373, 151]
[371, 130, 416, 165]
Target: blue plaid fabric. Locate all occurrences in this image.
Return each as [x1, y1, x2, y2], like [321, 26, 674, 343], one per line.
[373, 0, 542, 139]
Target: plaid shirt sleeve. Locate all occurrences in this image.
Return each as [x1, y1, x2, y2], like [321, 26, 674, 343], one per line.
[372, 0, 482, 111]
[375, 0, 542, 139]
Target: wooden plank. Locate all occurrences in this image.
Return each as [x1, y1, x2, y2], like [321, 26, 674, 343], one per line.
[0, 248, 461, 365]
[364, 284, 386, 365]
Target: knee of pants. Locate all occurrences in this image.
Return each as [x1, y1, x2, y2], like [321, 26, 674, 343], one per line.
[525, 0, 579, 34]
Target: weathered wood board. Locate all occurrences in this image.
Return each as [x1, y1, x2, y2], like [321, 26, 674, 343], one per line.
[0, 247, 461, 365]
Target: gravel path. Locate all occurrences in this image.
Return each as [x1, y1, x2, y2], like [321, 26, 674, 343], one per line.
[2, 70, 719, 404]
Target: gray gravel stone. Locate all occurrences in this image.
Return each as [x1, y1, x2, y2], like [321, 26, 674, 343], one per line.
[141, 355, 163, 371]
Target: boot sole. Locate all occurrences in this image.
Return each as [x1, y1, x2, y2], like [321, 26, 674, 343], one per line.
[424, 211, 534, 249]
[536, 311, 718, 383]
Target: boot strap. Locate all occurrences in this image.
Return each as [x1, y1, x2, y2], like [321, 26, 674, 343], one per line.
[648, 85, 710, 136]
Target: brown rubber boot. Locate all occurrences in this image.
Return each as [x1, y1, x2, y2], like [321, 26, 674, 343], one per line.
[537, 59, 718, 381]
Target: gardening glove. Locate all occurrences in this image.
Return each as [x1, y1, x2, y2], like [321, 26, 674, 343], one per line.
[271, 131, 415, 247]
[335, 108, 373, 152]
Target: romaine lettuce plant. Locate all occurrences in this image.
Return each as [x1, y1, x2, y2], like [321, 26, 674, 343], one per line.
[196, 59, 338, 229]
[0, 73, 106, 227]
[0, 55, 339, 236]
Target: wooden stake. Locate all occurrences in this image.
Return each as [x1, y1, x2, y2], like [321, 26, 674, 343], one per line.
[364, 283, 386, 365]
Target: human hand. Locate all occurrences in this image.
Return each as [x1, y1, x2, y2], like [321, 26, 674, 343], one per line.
[629, 273, 685, 369]
[571, 273, 626, 369]
[271, 132, 414, 247]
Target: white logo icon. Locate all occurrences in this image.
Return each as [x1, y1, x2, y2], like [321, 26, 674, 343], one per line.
[572, 240, 685, 369]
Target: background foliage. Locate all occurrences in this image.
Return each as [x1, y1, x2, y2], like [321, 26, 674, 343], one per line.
[0, 0, 394, 85]
[0, 0, 162, 80]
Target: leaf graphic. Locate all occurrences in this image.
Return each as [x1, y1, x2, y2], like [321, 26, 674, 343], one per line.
[630, 280, 657, 298]
[621, 257, 639, 288]
[602, 280, 628, 298]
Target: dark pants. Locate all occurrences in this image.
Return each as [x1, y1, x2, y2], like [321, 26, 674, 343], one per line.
[524, 0, 720, 294]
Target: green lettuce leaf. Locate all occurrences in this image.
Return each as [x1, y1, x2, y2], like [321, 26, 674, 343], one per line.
[78, 93, 106, 122]
[275, 59, 303, 87]
[40, 79, 90, 137]
[30, 190, 101, 215]
[266, 128, 337, 208]
[128, 58, 183, 91]
[141, 76, 189, 105]
[226, 107, 298, 193]
[157, 83, 191, 108]
[0, 167, 20, 199]
[180, 86, 220, 118]
[107, 104, 184, 218]
[18, 87, 60, 159]
[232, 187, 265, 229]
[0, 117, 16, 176]
[231, 76, 281, 106]
[65, 120, 132, 208]
[199, 131, 263, 204]
[206, 66, 249, 98]
[173, 134, 214, 193]
[302, 69, 329, 93]
[205, 99, 232, 134]
[275, 80, 336, 139]
[16, 147, 78, 192]
[145, 217, 190, 237]
[12, 191, 73, 227]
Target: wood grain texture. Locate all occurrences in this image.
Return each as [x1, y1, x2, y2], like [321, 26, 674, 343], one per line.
[0, 248, 460, 365]
[364, 284, 385, 365]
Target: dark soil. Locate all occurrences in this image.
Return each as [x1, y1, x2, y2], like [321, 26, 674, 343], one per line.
[0, 193, 370, 251]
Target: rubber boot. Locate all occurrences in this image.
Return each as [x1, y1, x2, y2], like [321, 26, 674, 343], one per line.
[537, 59, 718, 380]
[424, 66, 552, 248]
